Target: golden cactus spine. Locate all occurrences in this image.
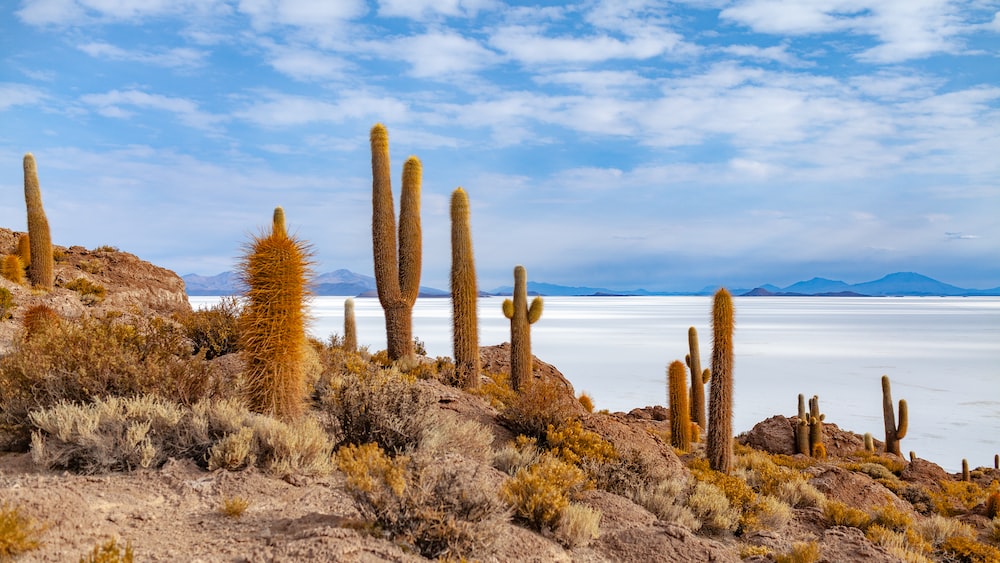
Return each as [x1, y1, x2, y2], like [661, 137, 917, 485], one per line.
[1, 255, 24, 285]
[450, 187, 479, 389]
[238, 206, 313, 421]
[343, 298, 357, 352]
[16, 234, 30, 266]
[23, 153, 53, 290]
[707, 288, 734, 473]
[668, 360, 691, 451]
[881, 375, 908, 457]
[502, 265, 542, 391]
[370, 123, 422, 362]
[686, 326, 709, 430]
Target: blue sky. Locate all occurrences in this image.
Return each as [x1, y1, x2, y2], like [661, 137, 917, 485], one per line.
[1, 0, 998, 292]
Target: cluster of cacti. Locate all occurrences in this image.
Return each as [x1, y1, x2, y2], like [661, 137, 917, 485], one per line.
[238, 206, 313, 421]
[881, 375, 908, 457]
[707, 288, 734, 473]
[502, 265, 543, 391]
[23, 153, 53, 290]
[667, 360, 690, 451]
[370, 123, 422, 363]
[343, 298, 357, 352]
[685, 327, 710, 430]
[450, 187, 479, 390]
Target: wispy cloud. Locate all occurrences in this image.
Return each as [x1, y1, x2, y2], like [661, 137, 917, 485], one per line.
[77, 41, 207, 68]
[79, 89, 223, 130]
[0, 83, 47, 111]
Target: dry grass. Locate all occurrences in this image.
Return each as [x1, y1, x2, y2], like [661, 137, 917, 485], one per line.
[822, 500, 871, 529]
[176, 296, 242, 360]
[940, 535, 1000, 562]
[685, 481, 739, 533]
[78, 537, 133, 563]
[773, 541, 820, 563]
[64, 277, 106, 305]
[493, 435, 541, 476]
[501, 453, 590, 532]
[501, 378, 579, 441]
[219, 496, 250, 518]
[0, 502, 43, 559]
[545, 420, 617, 466]
[554, 503, 601, 548]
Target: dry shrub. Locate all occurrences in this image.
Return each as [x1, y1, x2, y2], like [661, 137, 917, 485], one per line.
[872, 502, 912, 532]
[0, 502, 43, 558]
[324, 367, 431, 455]
[865, 525, 933, 563]
[688, 457, 756, 532]
[0, 312, 225, 443]
[177, 297, 242, 360]
[686, 481, 739, 533]
[64, 277, 106, 304]
[493, 435, 541, 475]
[501, 378, 579, 440]
[822, 500, 871, 529]
[736, 448, 811, 499]
[577, 392, 594, 413]
[775, 480, 827, 509]
[774, 541, 820, 563]
[336, 443, 507, 559]
[915, 514, 974, 546]
[219, 496, 250, 518]
[555, 503, 601, 548]
[29, 396, 333, 476]
[79, 537, 133, 563]
[985, 491, 1000, 519]
[545, 420, 617, 466]
[751, 495, 793, 531]
[631, 478, 701, 530]
[501, 452, 590, 532]
[990, 517, 1000, 543]
[845, 450, 907, 474]
[739, 544, 771, 558]
[931, 480, 992, 516]
[469, 370, 517, 410]
[418, 410, 495, 462]
[0, 287, 14, 320]
[940, 535, 1000, 562]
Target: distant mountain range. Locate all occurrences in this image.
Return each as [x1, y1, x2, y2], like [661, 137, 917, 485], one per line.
[182, 270, 1000, 297]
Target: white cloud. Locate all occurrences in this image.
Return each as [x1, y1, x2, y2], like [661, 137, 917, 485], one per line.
[237, 0, 366, 30]
[490, 24, 683, 64]
[262, 43, 349, 81]
[376, 0, 497, 19]
[534, 70, 654, 95]
[721, 43, 814, 66]
[0, 83, 47, 111]
[366, 31, 499, 78]
[17, 0, 222, 25]
[77, 41, 207, 68]
[80, 89, 222, 130]
[233, 91, 409, 127]
[720, 0, 973, 62]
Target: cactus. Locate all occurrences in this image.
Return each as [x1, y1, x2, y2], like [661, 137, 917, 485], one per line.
[864, 433, 875, 453]
[238, 206, 313, 421]
[502, 265, 543, 391]
[962, 459, 970, 481]
[1, 255, 24, 285]
[687, 326, 709, 430]
[809, 395, 825, 458]
[910, 451, 916, 462]
[707, 288, 734, 473]
[23, 153, 53, 290]
[450, 187, 479, 389]
[794, 394, 810, 456]
[370, 124, 422, 362]
[668, 359, 690, 451]
[881, 375, 908, 457]
[272, 206, 287, 237]
[343, 298, 357, 352]
[995, 454, 998, 470]
[16, 234, 30, 265]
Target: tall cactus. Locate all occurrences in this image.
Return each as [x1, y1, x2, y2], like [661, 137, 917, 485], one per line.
[809, 395, 826, 458]
[707, 288, 734, 473]
[23, 153, 53, 290]
[794, 394, 810, 456]
[668, 360, 691, 451]
[370, 123, 422, 362]
[343, 298, 357, 352]
[450, 187, 479, 389]
[238, 206, 313, 421]
[881, 375, 908, 457]
[502, 265, 543, 391]
[686, 326, 709, 430]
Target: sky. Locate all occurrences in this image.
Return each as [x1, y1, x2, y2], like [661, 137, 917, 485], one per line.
[1, 0, 998, 293]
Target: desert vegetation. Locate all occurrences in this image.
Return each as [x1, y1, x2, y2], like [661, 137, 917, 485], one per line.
[1, 146, 998, 561]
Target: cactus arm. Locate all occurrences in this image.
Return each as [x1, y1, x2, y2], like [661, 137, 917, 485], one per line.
[370, 124, 400, 308]
[272, 206, 286, 238]
[398, 156, 422, 305]
[527, 296, 543, 324]
[896, 399, 908, 440]
[502, 299, 514, 319]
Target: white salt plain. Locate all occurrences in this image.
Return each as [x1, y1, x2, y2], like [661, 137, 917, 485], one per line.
[190, 295, 1000, 473]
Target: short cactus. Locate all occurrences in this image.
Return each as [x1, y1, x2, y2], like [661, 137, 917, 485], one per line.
[1, 255, 24, 285]
[238, 206, 314, 421]
[864, 432, 875, 453]
[707, 287, 734, 473]
[23, 153, 53, 290]
[962, 459, 970, 482]
[450, 187, 479, 389]
[370, 123, 422, 363]
[794, 394, 810, 456]
[16, 234, 30, 265]
[809, 395, 825, 458]
[881, 375, 908, 457]
[668, 359, 690, 451]
[343, 298, 357, 352]
[686, 326, 709, 430]
[502, 265, 542, 391]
